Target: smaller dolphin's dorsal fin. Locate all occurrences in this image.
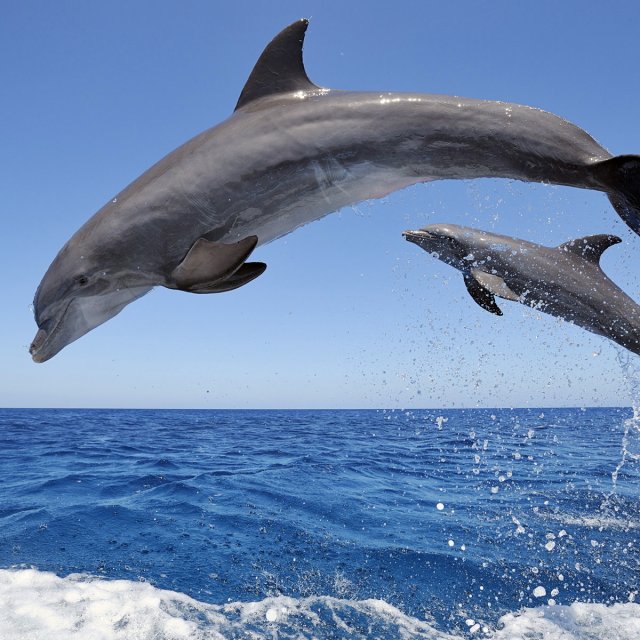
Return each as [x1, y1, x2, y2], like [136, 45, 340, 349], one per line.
[235, 19, 319, 111]
[557, 234, 621, 265]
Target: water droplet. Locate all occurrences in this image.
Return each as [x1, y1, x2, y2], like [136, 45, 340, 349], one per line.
[265, 608, 278, 622]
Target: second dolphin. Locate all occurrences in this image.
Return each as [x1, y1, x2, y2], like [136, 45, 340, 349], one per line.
[404, 224, 640, 355]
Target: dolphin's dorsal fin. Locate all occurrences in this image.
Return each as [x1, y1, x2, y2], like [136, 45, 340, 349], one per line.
[557, 234, 621, 264]
[235, 19, 319, 111]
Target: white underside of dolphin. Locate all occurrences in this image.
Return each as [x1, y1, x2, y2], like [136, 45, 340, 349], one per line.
[31, 19, 640, 362]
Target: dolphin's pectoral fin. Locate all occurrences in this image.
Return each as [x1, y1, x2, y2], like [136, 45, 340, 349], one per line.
[463, 272, 503, 316]
[186, 262, 267, 294]
[557, 234, 621, 265]
[471, 270, 519, 302]
[235, 19, 319, 111]
[170, 235, 258, 292]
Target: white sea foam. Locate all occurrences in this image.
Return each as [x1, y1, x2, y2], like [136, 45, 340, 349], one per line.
[0, 568, 456, 640]
[493, 601, 640, 639]
[2, 568, 639, 640]
[537, 511, 640, 531]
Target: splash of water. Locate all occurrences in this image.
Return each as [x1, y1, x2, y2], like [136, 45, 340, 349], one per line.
[610, 349, 640, 490]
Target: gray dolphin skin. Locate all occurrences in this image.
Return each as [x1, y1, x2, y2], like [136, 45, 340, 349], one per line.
[404, 224, 640, 355]
[31, 19, 640, 362]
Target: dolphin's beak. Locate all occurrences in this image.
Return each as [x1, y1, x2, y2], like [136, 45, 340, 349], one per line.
[30, 285, 153, 363]
[29, 301, 73, 363]
[30, 329, 50, 363]
[403, 229, 434, 243]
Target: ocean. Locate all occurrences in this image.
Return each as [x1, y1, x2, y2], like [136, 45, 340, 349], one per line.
[0, 407, 639, 639]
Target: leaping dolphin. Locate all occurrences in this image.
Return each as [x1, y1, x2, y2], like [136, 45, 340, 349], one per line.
[404, 224, 640, 356]
[31, 19, 640, 362]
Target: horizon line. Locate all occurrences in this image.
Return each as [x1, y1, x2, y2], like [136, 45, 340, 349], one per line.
[0, 405, 632, 412]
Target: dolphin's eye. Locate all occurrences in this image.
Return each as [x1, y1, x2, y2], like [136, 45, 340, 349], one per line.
[77, 275, 89, 286]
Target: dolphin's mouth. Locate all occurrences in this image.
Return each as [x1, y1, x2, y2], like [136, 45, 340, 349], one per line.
[29, 301, 71, 363]
[29, 329, 49, 362]
[30, 285, 154, 363]
[403, 229, 434, 241]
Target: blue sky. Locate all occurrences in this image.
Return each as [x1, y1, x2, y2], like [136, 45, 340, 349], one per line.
[1, 0, 639, 408]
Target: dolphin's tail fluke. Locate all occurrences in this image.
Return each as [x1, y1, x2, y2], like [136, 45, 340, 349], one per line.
[592, 155, 640, 236]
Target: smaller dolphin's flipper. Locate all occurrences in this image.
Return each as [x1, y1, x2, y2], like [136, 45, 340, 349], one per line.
[463, 270, 519, 315]
[557, 234, 621, 265]
[463, 272, 503, 316]
[471, 270, 520, 302]
[187, 262, 267, 294]
[592, 155, 640, 236]
[171, 235, 258, 292]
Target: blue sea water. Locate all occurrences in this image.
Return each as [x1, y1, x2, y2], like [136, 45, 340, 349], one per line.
[1, 407, 639, 639]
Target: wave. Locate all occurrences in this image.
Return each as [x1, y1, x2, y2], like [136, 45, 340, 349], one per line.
[494, 601, 640, 639]
[1, 568, 639, 639]
[538, 511, 640, 530]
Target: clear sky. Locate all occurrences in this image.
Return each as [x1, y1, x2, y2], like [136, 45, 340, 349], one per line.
[1, 0, 639, 408]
